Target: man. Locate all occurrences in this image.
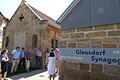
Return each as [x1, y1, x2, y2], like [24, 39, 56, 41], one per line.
[54, 48, 59, 73]
[36, 48, 42, 69]
[19, 48, 26, 70]
[11, 47, 21, 73]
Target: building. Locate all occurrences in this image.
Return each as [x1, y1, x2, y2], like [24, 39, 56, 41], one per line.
[57, 0, 120, 80]
[0, 12, 5, 26]
[3, 0, 61, 66]
[0, 12, 6, 49]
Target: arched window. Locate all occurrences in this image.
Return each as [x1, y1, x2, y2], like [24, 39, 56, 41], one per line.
[5, 37, 9, 48]
[32, 35, 37, 48]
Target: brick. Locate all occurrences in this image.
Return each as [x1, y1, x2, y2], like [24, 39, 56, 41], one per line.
[77, 42, 90, 48]
[103, 38, 120, 44]
[62, 34, 69, 39]
[67, 62, 79, 70]
[77, 27, 93, 32]
[64, 75, 75, 80]
[62, 29, 75, 34]
[74, 71, 90, 80]
[68, 43, 76, 48]
[91, 39, 102, 44]
[103, 44, 117, 48]
[104, 65, 120, 75]
[91, 64, 103, 73]
[117, 44, 120, 48]
[70, 33, 84, 38]
[59, 61, 67, 75]
[90, 72, 111, 80]
[86, 32, 106, 37]
[79, 63, 90, 71]
[69, 39, 90, 43]
[91, 44, 102, 48]
[59, 41, 67, 48]
[108, 30, 120, 36]
[90, 73, 103, 80]
[91, 39, 102, 48]
[116, 23, 120, 29]
[64, 77, 74, 80]
[59, 75, 64, 80]
[94, 24, 115, 30]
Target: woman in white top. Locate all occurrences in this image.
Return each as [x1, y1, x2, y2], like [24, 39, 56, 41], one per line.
[47, 51, 56, 80]
[1, 50, 9, 80]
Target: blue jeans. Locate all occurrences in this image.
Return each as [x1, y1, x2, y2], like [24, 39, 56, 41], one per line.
[36, 55, 42, 69]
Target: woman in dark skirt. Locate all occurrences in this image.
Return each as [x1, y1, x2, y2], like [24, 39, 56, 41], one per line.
[0, 52, 2, 80]
[1, 50, 9, 80]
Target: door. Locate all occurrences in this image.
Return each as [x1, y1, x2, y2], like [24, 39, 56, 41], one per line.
[14, 31, 26, 48]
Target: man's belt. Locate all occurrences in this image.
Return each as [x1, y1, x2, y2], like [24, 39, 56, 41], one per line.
[13, 59, 19, 60]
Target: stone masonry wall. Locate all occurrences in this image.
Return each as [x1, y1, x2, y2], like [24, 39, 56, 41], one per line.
[59, 23, 120, 80]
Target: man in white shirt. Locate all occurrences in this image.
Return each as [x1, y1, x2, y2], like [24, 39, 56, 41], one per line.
[36, 48, 42, 69]
[11, 47, 21, 73]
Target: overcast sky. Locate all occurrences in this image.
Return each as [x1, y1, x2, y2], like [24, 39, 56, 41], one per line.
[0, 0, 73, 20]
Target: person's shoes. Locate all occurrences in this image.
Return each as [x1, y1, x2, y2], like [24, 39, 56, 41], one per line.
[55, 72, 59, 75]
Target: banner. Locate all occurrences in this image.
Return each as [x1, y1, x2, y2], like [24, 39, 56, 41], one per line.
[59, 48, 120, 66]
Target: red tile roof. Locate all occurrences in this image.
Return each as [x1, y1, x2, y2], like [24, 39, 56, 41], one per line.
[27, 4, 61, 29]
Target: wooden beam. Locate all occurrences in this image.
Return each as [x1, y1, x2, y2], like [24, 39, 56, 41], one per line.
[47, 27, 61, 33]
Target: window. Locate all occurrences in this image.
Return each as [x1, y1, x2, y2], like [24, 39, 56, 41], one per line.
[19, 14, 24, 22]
[51, 39, 58, 49]
[5, 37, 9, 48]
[32, 35, 37, 48]
[55, 40, 58, 48]
[51, 39, 55, 49]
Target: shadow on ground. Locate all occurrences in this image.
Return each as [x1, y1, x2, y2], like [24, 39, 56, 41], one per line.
[9, 69, 47, 80]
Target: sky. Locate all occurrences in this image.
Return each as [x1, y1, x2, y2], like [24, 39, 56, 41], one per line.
[0, 0, 73, 20]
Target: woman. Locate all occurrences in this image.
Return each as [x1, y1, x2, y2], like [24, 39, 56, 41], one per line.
[25, 48, 32, 72]
[47, 51, 56, 80]
[45, 49, 50, 68]
[0, 51, 2, 80]
[1, 50, 9, 80]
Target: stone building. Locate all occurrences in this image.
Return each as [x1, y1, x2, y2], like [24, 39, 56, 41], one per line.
[0, 12, 6, 49]
[3, 0, 61, 66]
[57, 0, 120, 80]
[0, 12, 4, 26]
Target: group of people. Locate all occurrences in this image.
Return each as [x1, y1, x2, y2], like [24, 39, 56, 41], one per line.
[0, 47, 59, 80]
[11, 47, 32, 73]
[0, 47, 32, 80]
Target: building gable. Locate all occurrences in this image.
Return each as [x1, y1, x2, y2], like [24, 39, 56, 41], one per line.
[5, 1, 60, 30]
[5, 1, 42, 32]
